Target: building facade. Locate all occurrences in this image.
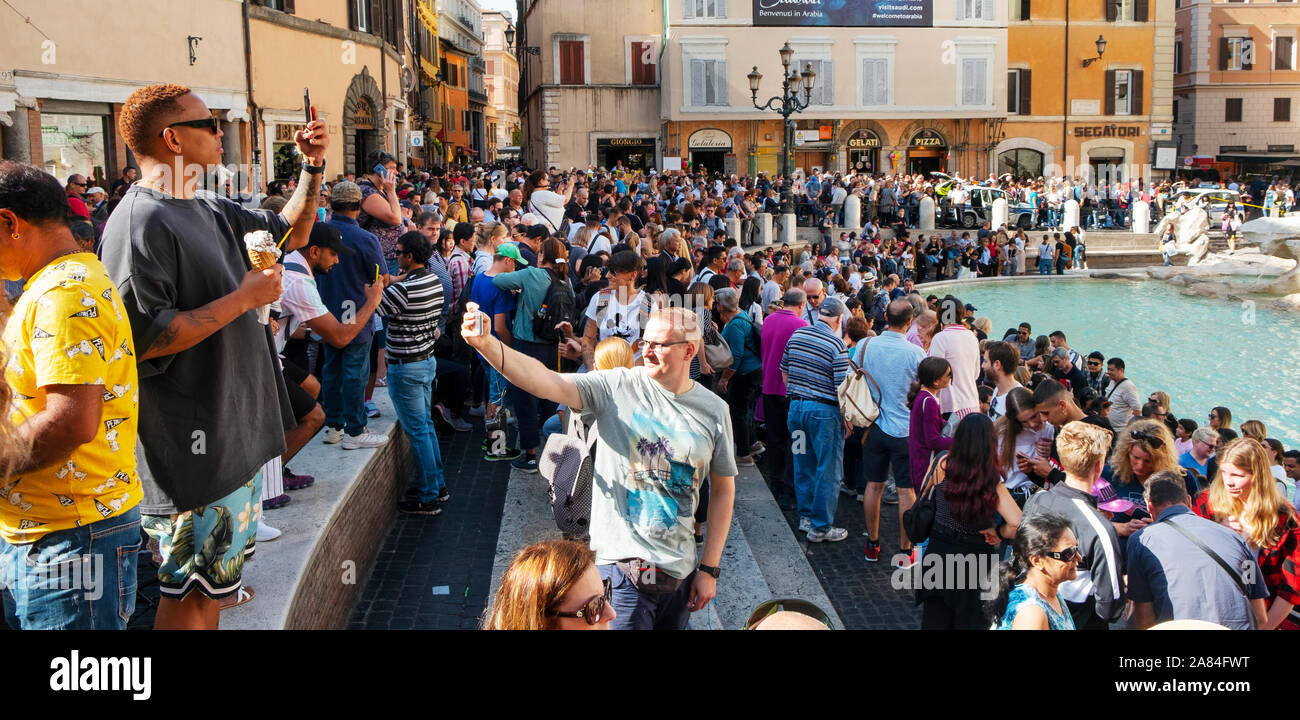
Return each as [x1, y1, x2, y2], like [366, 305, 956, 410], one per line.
[439, 41, 473, 163]
[411, 0, 443, 170]
[439, 0, 484, 164]
[483, 10, 521, 162]
[517, 0, 663, 170]
[249, 0, 412, 183]
[0, 0, 249, 188]
[1003, 0, 1173, 186]
[663, 0, 1008, 179]
[1173, 0, 1300, 181]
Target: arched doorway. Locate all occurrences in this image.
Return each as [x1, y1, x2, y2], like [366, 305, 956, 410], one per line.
[343, 68, 384, 176]
[688, 128, 732, 175]
[906, 128, 948, 176]
[845, 129, 881, 173]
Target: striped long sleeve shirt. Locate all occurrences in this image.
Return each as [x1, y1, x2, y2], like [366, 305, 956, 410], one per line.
[780, 320, 849, 404]
[378, 267, 444, 362]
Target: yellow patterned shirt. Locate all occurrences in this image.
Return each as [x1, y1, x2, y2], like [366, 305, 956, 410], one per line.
[2, 252, 140, 542]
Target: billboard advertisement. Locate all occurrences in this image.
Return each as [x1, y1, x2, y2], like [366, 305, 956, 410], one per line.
[752, 0, 933, 27]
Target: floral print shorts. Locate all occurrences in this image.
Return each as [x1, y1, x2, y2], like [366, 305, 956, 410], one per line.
[142, 471, 262, 600]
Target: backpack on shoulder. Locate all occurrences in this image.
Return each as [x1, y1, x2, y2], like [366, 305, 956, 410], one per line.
[533, 277, 577, 344]
[539, 409, 596, 538]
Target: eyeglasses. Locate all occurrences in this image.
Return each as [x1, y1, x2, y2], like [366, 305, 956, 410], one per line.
[807, 294, 822, 301]
[1197, 439, 1219, 452]
[743, 598, 834, 630]
[1130, 429, 1165, 448]
[1043, 546, 1081, 563]
[549, 577, 611, 626]
[644, 339, 691, 352]
[159, 117, 220, 136]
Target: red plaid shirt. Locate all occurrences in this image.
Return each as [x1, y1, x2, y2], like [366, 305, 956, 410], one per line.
[1193, 491, 1300, 607]
[447, 248, 472, 303]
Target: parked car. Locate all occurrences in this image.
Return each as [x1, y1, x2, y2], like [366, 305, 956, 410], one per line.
[930, 174, 1037, 229]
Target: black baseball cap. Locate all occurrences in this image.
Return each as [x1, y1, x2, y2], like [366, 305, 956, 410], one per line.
[307, 224, 354, 255]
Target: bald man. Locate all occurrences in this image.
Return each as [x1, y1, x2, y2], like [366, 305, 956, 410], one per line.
[800, 277, 851, 333]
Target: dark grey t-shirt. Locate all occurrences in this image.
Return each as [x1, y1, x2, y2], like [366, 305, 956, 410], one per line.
[99, 186, 295, 514]
[1126, 505, 1268, 630]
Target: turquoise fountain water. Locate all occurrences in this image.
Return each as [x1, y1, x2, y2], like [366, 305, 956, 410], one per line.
[930, 278, 1300, 449]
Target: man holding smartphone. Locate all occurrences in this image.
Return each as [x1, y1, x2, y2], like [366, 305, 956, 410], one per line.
[101, 83, 327, 629]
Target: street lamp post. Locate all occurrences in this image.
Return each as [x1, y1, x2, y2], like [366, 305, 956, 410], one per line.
[748, 41, 816, 218]
[506, 24, 541, 167]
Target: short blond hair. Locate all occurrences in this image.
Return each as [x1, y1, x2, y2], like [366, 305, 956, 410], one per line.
[1056, 421, 1114, 479]
[594, 337, 634, 370]
[648, 307, 704, 343]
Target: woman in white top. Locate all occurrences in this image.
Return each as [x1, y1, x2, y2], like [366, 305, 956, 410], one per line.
[523, 169, 572, 234]
[579, 250, 650, 369]
[997, 387, 1055, 505]
[928, 299, 981, 428]
[471, 179, 489, 206]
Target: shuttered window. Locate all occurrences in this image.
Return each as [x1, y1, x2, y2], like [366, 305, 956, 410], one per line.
[560, 40, 585, 85]
[684, 0, 727, 19]
[689, 59, 729, 106]
[1007, 69, 1031, 114]
[960, 58, 988, 106]
[631, 41, 657, 85]
[1226, 98, 1243, 122]
[793, 58, 833, 105]
[956, 0, 995, 20]
[862, 58, 888, 105]
[1276, 36, 1295, 70]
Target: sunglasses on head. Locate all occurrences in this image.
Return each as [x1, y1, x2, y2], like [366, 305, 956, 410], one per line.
[1130, 429, 1165, 448]
[160, 117, 220, 136]
[744, 598, 834, 630]
[550, 576, 611, 626]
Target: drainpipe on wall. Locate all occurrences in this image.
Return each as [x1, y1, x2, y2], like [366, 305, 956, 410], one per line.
[242, 0, 261, 195]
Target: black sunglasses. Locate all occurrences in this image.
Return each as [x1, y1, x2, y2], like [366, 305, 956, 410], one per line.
[1130, 429, 1165, 448]
[160, 117, 220, 136]
[550, 577, 611, 626]
[1043, 546, 1081, 563]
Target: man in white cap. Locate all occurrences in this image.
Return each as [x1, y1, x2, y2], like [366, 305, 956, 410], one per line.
[85, 186, 110, 222]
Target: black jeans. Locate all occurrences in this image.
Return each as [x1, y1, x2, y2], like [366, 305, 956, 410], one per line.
[727, 370, 762, 456]
[433, 356, 470, 418]
[762, 394, 794, 497]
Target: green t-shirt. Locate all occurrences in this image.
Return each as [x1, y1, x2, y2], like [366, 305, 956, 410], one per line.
[572, 367, 737, 579]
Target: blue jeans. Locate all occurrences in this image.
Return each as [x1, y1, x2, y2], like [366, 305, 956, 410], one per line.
[0, 507, 141, 630]
[1038, 257, 1052, 275]
[321, 341, 371, 436]
[788, 399, 844, 532]
[485, 364, 508, 407]
[388, 357, 446, 502]
[598, 563, 696, 630]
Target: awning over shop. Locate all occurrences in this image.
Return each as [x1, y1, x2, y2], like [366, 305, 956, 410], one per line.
[1216, 154, 1298, 163]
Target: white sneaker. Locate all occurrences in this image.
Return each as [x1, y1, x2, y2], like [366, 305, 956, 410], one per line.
[798, 517, 811, 533]
[322, 428, 344, 444]
[255, 522, 282, 542]
[806, 527, 849, 543]
[342, 431, 388, 450]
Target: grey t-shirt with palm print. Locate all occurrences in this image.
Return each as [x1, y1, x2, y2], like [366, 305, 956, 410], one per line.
[572, 367, 736, 580]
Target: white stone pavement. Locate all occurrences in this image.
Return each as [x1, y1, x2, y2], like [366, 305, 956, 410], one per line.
[489, 463, 844, 630]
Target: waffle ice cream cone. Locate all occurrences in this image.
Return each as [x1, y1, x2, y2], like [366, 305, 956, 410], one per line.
[248, 249, 279, 270]
[244, 231, 282, 325]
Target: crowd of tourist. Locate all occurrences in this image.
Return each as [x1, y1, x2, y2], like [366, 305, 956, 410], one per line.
[1, 81, 1297, 632]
